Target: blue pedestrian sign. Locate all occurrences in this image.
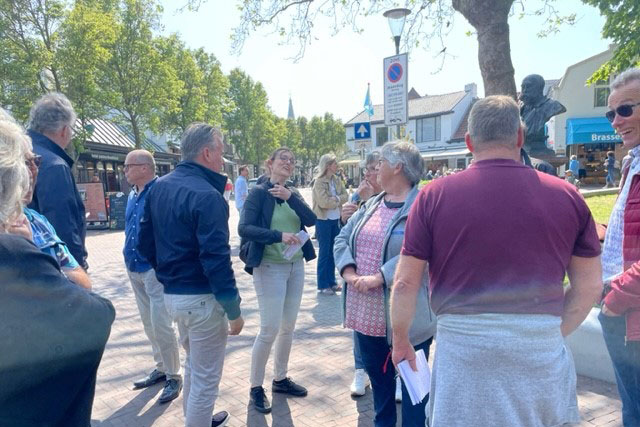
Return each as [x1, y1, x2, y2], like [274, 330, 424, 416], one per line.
[354, 122, 371, 140]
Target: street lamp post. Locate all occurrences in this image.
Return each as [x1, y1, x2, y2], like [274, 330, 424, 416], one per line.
[383, 8, 410, 139]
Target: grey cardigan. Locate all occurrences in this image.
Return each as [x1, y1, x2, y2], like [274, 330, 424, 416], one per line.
[333, 187, 436, 346]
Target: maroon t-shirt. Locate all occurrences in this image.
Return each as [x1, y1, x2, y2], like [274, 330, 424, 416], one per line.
[402, 158, 601, 316]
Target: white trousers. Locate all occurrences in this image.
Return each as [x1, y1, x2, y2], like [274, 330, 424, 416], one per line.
[250, 260, 305, 387]
[165, 294, 228, 427]
[127, 269, 180, 379]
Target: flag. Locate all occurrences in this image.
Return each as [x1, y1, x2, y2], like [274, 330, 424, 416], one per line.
[363, 84, 374, 117]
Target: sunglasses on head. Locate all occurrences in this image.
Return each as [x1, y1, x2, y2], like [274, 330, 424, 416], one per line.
[606, 102, 640, 123]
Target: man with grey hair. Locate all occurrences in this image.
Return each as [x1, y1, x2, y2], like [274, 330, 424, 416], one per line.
[392, 95, 602, 426]
[123, 149, 182, 404]
[27, 92, 88, 269]
[138, 123, 243, 427]
[599, 67, 640, 426]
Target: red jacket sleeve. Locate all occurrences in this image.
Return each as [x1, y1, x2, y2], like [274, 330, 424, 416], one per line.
[605, 261, 640, 314]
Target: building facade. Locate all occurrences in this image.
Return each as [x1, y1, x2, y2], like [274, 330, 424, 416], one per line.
[548, 47, 624, 185]
[343, 83, 477, 181]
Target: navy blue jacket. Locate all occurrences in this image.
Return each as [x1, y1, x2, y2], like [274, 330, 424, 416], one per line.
[28, 130, 88, 268]
[123, 177, 157, 273]
[138, 162, 241, 320]
[238, 181, 317, 274]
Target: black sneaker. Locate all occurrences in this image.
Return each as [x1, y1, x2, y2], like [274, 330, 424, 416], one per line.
[272, 377, 307, 397]
[211, 410, 230, 427]
[158, 378, 182, 404]
[133, 369, 166, 389]
[250, 386, 272, 413]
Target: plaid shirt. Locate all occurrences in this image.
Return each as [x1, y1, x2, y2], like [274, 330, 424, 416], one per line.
[602, 145, 640, 281]
[24, 207, 79, 270]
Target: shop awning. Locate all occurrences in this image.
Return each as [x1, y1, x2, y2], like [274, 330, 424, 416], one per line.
[566, 117, 621, 145]
[420, 147, 470, 160]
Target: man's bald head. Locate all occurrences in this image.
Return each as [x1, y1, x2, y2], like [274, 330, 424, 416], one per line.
[124, 149, 156, 188]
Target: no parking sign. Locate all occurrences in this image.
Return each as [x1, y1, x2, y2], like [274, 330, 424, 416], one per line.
[383, 53, 408, 126]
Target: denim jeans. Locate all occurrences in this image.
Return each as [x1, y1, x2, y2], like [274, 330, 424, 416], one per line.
[250, 260, 305, 387]
[353, 330, 364, 370]
[128, 269, 181, 380]
[606, 170, 615, 186]
[165, 294, 228, 427]
[355, 332, 432, 427]
[599, 311, 640, 427]
[315, 219, 339, 289]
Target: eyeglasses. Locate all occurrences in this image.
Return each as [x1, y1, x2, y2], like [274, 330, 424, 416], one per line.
[278, 154, 296, 164]
[364, 166, 377, 173]
[26, 154, 42, 168]
[123, 163, 149, 170]
[605, 102, 640, 123]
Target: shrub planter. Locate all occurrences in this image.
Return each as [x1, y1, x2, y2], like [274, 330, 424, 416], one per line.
[565, 307, 616, 383]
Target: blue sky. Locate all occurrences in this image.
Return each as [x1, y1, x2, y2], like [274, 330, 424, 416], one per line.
[161, 0, 611, 122]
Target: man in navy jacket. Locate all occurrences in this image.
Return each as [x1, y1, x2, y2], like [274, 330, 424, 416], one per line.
[138, 123, 243, 427]
[27, 93, 88, 269]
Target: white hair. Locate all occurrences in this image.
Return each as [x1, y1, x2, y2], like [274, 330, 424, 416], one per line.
[0, 111, 31, 229]
[28, 92, 76, 134]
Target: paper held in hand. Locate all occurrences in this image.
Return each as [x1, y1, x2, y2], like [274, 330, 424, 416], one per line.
[283, 230, 309, 260]
[396, 349, 431, 406]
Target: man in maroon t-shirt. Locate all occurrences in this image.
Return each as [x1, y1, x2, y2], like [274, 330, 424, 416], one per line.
[390, 95, 602, 426]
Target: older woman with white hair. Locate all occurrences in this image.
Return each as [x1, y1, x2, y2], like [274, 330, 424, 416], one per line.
[0, 112, 115, 425]
[312, 153, 348, 295]
[334, 141, 436, 427]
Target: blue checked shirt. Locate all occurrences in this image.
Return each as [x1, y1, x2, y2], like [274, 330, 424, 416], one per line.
[123, 177, 157, 272]
[24, 207, 80, 270]
[602, 146, 640, 281]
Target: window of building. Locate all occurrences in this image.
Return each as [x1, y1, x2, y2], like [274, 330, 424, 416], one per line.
[416, 116, 441, 143]
[456, 158, 467, 169]
[594, 79, 610, 107]
[376, 126, 389, 147]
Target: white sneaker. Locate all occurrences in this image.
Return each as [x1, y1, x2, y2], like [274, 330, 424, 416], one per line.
[350, 369, 370, 397]
[395, 376, 402, 403]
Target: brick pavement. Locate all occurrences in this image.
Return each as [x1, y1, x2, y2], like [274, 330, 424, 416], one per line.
[88, 188, 622, 427]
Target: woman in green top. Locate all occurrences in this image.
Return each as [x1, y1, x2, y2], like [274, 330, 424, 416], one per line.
[238, 147, 317, 414]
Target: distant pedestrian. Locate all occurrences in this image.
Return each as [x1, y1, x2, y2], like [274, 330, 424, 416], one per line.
[238, 147, 316, 414]
[235, 165, 249, 214]
[312, 153, 348, 295]
[599, 68, 640, 426]
[605, 151, 617, 188]
[123, 149, 182, 404]
[392, 95, 602, 426]
[27, 93, 88, 269]
[569, 154, 580, 176]
[138, 123, 243, 427]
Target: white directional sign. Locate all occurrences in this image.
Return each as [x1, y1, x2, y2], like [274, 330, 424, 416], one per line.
[353, 122, 371, 140]
[383, 53, 408, 127]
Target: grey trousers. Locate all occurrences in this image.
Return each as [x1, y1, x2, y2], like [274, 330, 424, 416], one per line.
[250, 259, 305, 387]
[127, 269, 180, 379]
[165, 294, 228, 427]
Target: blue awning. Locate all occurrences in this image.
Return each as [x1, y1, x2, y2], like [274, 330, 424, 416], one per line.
[566, 117, 621, 145]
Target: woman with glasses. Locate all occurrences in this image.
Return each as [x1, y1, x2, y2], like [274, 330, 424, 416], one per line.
[312, 153, 349, 295]
[238, 147, 317, 414]
[334, 141, 436, 427]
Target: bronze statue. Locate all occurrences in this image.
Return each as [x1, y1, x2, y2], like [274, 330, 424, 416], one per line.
[519, 74, 566, 157]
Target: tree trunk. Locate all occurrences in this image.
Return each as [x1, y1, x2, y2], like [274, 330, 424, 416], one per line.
[131, 115, 142, 148]
[452, 0, 517, 99]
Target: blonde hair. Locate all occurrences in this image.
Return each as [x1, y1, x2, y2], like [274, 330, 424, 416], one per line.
[316, 153, 337, 179]
[0, 111, 31, 229]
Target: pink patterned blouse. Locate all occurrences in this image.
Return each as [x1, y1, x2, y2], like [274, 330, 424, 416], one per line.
[345, 203, 400, 337]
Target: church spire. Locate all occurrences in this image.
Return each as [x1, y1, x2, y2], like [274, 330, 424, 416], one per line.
[287, 95, 295, 120]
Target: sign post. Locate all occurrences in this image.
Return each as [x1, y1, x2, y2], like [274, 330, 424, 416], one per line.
[383, 53, 408, 138]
